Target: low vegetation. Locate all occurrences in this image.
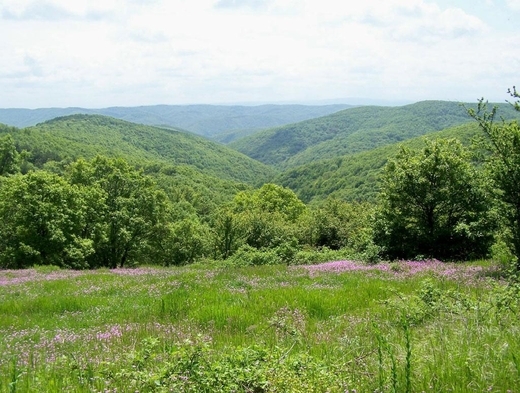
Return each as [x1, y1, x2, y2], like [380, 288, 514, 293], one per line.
[1, 261, 519, 392]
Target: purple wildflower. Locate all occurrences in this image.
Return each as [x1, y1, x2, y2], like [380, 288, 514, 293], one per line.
[300, 259, 484, 281]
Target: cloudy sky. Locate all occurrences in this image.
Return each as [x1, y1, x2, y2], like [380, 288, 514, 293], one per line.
[0, 0, 518, 108]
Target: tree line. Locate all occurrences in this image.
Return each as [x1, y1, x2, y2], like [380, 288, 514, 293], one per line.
[0, 141, 376, 269]
[1, 89, 519, 269]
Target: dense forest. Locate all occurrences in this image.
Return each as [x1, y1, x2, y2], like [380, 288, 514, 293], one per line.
[230, 100, 520, 168]
[275, 122, 481, 203]
[1, 93, 520, 270]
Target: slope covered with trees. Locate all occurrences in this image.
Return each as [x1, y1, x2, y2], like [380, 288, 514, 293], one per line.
[230, 101, 520, 169]
[4, 93, 520, 393]
[274, 122, 480, 203]
[3, 114, 276, 185]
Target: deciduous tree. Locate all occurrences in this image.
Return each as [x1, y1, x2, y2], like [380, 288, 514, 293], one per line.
[231, 184, 306, 251]
[0, 134, 19, 176]
[467, 87, 520, 267]
[374, 138, 493, 260]
[0, 171, 95, 268]
[67, 156, 170, 268]
[232, 183, 306, 222]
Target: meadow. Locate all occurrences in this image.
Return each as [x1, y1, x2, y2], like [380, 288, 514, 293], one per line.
[1, 260, 519, 393]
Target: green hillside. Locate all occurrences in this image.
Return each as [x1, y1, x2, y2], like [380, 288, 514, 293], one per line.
[211, 127, 266, 144]
[0, 104, 351, 137]
[275, 122, 481, 203]
[0, 115, 282, 213]
[230, 101, 520, 169]
[5, 114, 276, 185]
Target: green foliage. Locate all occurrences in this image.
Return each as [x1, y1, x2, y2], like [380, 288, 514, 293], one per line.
[275, 122, 481, 204]
[208, 183, 380, 266]
[0, 134, 20, 176]
[219, 184, 307, 259]
[226, 245, 282, 266]
[467, 88, 520, 268]
[0, 155, 180, 269]
[67, 156, 170, 268]
[0, 114, 275, 216]
[232, 183, 307, 222]
[2, 114, 275, 185]
[374, 138, 494, 260]
[99, 337, 344, 392]
[231, 100, 520, 169]
[239, 211, 294, 250]
[152, 217, 212, 266]
[7, 99, 520, 270]
[491, 238, 518, 273]
[305, 199, 375, 251]
[0, 171, 96, 269]
[211, 127, 268, 144]
[210, 207, 246, 259]
[151, 165, 251, 217]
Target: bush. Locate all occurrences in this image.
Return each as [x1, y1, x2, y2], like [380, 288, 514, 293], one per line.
[292, 247, 352, 265]
[226, 245, 282, 267]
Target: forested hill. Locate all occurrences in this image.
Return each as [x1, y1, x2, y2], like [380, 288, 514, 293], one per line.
[229, 100, 520, 169]
[0, 104, 351, 137]
[2, 114, 276, 185]
[274, 122, 481, 204]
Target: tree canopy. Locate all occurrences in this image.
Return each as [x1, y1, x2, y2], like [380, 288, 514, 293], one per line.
[0, 134, 20, 176]
[0, 171, 95, 268]
[374, 138, 494, 260]
[467, 87, 520, 267]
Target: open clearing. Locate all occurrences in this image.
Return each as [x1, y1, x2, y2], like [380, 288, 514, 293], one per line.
[1, 260, 519, 392]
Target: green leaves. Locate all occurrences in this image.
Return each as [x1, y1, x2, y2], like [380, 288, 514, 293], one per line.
[232, 183, 306, 222]
[468, 89, 520, 267]
[231, 184, 306, 253]
[0, 134, 20, 176]
[375, 138, 494, 260]
[232, 101, 520, 170]
[0, 171, 94, 268]
[67, 156, 170, 268]
[0, 156, 171, 269]
[152, 217, 212, 266]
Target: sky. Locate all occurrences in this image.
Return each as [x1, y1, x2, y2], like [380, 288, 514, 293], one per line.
[0, 0, 519, 108]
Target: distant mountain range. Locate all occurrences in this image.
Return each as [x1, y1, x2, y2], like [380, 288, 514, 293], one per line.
[0, 104, 352, 138]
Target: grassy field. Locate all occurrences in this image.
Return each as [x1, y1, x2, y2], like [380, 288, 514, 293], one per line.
[1, 260, 519, 392]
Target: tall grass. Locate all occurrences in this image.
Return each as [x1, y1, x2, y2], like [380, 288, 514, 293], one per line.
[1, 261, 519, 392]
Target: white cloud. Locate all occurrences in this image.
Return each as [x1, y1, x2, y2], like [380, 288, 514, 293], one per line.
[214, 0, 272, 9]
[0, 0, 121, 20]
[507, 0, 520, 10]
[0, 0, 517, 107]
